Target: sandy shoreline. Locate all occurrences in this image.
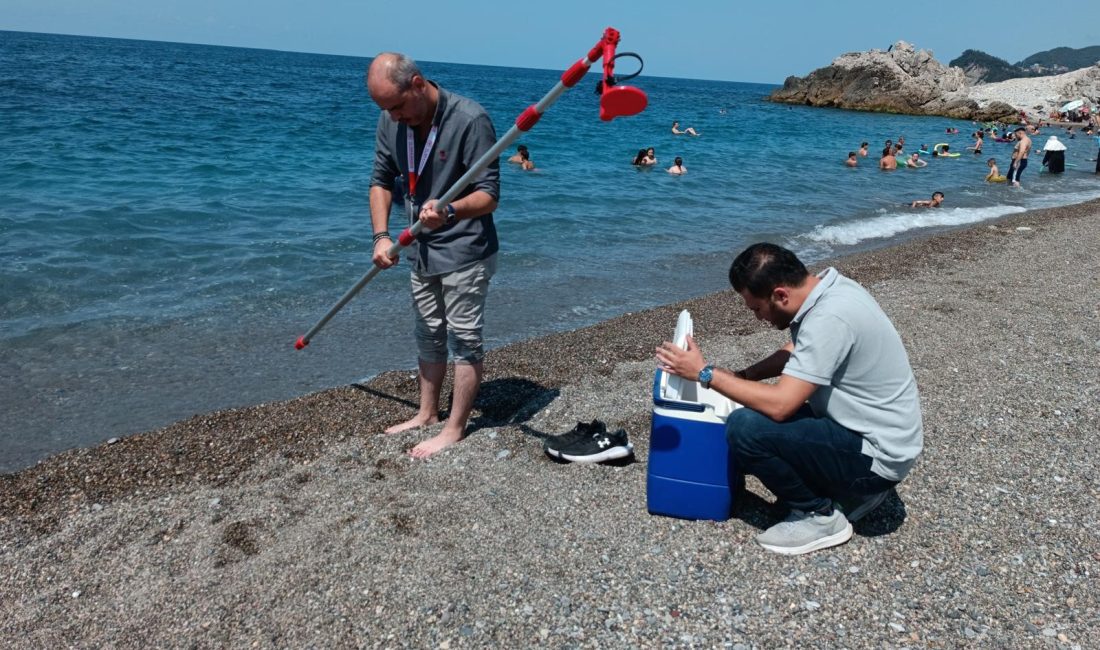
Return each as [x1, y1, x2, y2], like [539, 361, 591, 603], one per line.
[2, 199, 1099, 647]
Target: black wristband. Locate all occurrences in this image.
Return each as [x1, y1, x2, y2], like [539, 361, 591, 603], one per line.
[373, 232, 391, 243]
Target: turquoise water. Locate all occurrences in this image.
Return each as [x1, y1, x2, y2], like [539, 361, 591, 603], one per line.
[3, 30, 1099, 472]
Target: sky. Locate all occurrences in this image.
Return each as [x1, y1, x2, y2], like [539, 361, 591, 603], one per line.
[4, 0, 1100, 84]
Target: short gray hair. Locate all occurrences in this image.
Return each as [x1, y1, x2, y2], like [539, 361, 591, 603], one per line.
[375, 52, 422, 91]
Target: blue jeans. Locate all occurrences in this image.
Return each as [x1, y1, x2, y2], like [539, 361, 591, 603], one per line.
[726, 406, 898, 514]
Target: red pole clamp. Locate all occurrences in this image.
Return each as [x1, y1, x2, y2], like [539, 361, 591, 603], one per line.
[397, 228, 416, 247]
[515, 105, 542, 131]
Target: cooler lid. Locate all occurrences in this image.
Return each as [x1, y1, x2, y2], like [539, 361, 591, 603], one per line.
[661, 310, 693, 401]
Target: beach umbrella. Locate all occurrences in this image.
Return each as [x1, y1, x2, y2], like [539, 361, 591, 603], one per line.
[1060, 99, 1084, 112]
[295, 28, 649, 350]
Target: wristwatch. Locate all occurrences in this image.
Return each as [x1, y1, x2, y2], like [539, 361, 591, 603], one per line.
[698, 364, 714, 390]
[445, 203, 457, 226]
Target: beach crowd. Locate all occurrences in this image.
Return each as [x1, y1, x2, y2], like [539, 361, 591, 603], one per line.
[846, 114, 1100, 208]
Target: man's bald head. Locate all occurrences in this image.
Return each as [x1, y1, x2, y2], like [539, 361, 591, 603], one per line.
[367, 52, 421, 93]
[366, 52, 436, 128]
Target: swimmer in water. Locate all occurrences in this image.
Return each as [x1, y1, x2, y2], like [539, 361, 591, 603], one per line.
[986, 157, 1005, 181]
[671, 121, 700, 136]
[911, 191, 945, 208]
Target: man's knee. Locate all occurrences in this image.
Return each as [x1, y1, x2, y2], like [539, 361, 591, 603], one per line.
[414, 325, 449, 364]
[725, 407, 774, 456]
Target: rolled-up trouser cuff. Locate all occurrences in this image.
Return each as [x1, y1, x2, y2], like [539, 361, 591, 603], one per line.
[411, 255, 496, 365]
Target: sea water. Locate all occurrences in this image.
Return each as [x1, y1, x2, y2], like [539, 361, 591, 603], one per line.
[3, 31, 1099, 472]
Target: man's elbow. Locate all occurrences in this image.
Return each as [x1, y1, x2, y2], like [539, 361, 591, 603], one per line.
[767, 405, 799, 422]
[766, 396, 809, 422]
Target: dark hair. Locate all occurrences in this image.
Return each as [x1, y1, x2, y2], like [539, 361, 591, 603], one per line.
[933, 191, 944, 199]
[987, 157, 996, 164]
[882, 147, 892, 157]
[1014, 127, 1026, 134]
[517, 145, 528, 154]
[633, 149, 647, 165]
[860, 141, 869, 147]
[674, 156, 683, 165]
[848, 151, 856, 157]
[728, 243, 809, 298]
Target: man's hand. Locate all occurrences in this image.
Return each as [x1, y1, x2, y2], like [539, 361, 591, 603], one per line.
[372, 238, 398, 269]
[655, 334, 706, 380]
[418, 200, 448, 230]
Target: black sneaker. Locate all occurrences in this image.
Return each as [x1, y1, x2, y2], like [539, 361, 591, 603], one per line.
[834, 490, 889, 523]
[555, 428, 634, 464]
[544, 420, 607, 458]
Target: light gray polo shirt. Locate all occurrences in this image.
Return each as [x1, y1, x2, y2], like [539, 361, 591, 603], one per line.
[371, 83, 499, 276]
[783, 267, 923, 481]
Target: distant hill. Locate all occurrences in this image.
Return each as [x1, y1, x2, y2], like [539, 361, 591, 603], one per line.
[1018, 46, 1100, 74]
[949, 45, 1100, 84]
[949, 49, 1026, 84]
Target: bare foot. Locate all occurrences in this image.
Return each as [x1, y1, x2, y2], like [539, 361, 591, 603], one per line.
[384, 414, 439, 435]
[407, 427, 464, 459]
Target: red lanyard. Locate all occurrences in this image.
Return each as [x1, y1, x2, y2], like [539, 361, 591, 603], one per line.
[405, 124, 439, 198]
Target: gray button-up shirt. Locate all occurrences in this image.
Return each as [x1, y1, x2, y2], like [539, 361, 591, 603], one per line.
[370, 83, 500, 276]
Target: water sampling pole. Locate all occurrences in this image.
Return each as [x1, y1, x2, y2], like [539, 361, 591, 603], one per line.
[295, 27, 648, 350]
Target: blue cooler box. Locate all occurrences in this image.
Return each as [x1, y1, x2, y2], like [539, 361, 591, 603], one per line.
[647, 313, 743, 520]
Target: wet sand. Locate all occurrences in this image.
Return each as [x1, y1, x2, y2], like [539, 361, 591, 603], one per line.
[2, 199, 1098, 647]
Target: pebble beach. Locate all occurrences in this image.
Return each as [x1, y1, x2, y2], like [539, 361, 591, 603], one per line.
[2, 197, 1099, 648]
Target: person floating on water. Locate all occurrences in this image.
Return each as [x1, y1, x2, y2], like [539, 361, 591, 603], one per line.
[845, 152, 858, 167]
[986, 158, 1006, 182]
[655, 243, 923, 555]
[905, 152, 926, 168]
[667, 156, 686, 175]
[507, 145, 528, 164]
[911, 191, 944, 208]
[671, 121, 700, 136]
[879, 146, 897, 170]
[509, 144, 535, 170]
[644, 147, 657, 166]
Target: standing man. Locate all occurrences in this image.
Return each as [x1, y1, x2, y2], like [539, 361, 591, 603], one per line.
[367, 52, 500, 459]
[656, 243, 923, 555]
[1007, 127, 1031, 187]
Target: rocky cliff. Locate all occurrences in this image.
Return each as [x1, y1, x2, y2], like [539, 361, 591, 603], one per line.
[768, 41, 1018, 121]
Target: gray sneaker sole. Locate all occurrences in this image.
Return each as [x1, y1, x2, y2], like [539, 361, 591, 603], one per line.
[757, 521, 853, 556]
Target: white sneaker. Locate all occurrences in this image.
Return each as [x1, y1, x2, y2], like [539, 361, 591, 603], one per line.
[756, 508, 853, 555]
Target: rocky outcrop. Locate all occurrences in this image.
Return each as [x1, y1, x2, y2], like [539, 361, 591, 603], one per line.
[768, 41, 1019, 121]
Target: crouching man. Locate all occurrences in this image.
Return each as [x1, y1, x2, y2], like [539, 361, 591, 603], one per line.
[656, 243, 923, 555]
